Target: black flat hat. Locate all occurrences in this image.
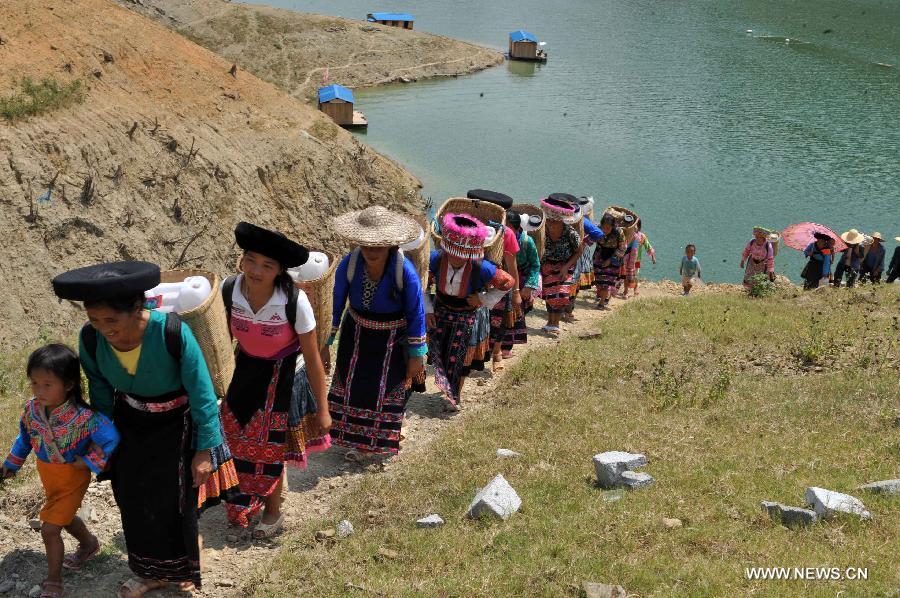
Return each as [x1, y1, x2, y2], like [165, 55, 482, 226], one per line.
[548, 192, 578, 206]
[813, 231, 833, 241]
[466, 189, 514, 210]
[235, 222, 308, 268]
[52, 261, 161, 301]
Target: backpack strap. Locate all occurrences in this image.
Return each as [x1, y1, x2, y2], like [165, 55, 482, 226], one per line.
[222, 275, 237, 328]
[286, 285, 298, 331]
[471, 258, 484, 291]
[164, 312, 183, 362]
[395, 249, 405, 293]
[346, 248, 361, 283]
[81, 323, 98, 362]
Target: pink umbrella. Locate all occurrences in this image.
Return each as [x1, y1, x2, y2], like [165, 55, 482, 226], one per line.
[782, 222, 847, 253]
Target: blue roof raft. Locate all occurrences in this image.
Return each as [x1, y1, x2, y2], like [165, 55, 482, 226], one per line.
[368, 12, 414, 22]
[318, 84, 355, 104]
[509, 30, 539, 43]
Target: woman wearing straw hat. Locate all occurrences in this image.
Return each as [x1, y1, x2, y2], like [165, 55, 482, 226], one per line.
[323, 207, 427, 458]
[540, 197, 584, 334]
[51, 261, 239, 597]
[833, 229, 865, 288]
[219, 223, 330, 538]
[859, 232, 886, 284]
[425, 213, 515, 408]
[593, 213, 627, 309]
[739, 227, 776, 289]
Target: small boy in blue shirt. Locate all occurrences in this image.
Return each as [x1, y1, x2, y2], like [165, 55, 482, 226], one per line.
[680, 244, 701, 295]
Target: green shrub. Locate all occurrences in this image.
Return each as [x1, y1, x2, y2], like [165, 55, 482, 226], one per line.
[747, 273, 775, 298]
[0, 77, 85, 120]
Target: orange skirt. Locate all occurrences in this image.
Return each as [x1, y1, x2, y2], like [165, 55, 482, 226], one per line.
[36, 460, 91, 526]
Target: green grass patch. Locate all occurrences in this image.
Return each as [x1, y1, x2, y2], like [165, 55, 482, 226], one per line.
[0, 77, 84, 120]
[251, 286, 899, 596]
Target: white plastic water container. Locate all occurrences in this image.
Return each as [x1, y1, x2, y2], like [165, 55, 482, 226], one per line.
[177, 276, 212, 312]
[289, 251, 330, 282]
[146, 276, 212, 314]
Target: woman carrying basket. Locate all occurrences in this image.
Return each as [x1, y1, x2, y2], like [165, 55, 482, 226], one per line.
[500, 210, 540, 355]
[593, 214, 627, 310]
[426, 214, 515, 408]
[322, 207, 427, 458]
[220, 223, 330, 537]
[51, 261, 239, 597]
[740, 227, 776, 288]
[540, 197, 584, 335]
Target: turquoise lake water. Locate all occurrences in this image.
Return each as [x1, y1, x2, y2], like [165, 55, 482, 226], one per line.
[251, 0, 899, 282]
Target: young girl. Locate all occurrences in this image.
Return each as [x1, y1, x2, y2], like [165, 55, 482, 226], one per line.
[2, 344, 120, 598]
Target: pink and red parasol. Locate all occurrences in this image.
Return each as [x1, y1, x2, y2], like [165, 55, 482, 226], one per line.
[781, 222, 847, 253]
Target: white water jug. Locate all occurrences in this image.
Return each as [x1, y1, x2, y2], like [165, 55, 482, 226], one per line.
[289, 252, 330, 282]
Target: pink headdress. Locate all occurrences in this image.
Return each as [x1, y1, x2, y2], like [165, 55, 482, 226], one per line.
[440, 213, 488, 260]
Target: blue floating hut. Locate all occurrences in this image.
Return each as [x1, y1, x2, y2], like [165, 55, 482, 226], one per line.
[367, 12, 414, 29]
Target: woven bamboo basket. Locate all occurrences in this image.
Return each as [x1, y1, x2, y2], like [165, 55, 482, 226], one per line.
[604, 205, 640, 243]
[430, 198, 505, 265]
[293, 251, 339, 350]
[405, 214, 431, 290]
[159, 269, 234, 398]
[512, 203, 545, 259]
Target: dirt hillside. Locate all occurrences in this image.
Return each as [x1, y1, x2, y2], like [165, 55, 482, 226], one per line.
[115, 0, 504, 99]
[0, 0, 425, 348]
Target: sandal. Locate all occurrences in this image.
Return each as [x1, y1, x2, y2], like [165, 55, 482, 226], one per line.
[117, 578, 166, 598]
[40, 580, 66, 598]
[491, 357, 505, 373]
[252, 513, 285, 539]
[541, 325, 561, 336]
[62, 536, 100, 571]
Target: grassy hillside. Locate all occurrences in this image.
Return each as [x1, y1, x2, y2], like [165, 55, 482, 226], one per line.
[246, 286, 899, 596]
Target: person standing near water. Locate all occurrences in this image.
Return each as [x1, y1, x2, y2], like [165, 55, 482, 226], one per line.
[859, 232, 885, 284]
[323, 207, 427, 458]
[801, 232, 833, 289]
[887, 236, 900, 283]
[52, 261, 238, 597]
[220, 223, 330, 537]
[680, 244, 701, 295]
[632, 220, 656, 297]
[539, 197, 583, 334]
[425, 214, 514, 408]
[592, 214, 627, 309]
[832, 229, 865, 288]
[500, 210, 540, 356]
[739, 227, 775, 288]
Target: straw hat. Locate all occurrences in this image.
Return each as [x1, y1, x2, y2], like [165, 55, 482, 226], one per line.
[870, 232, 884, 242]
[332, 206, 421, 247]
[840, 228, 864, 244]
[895, 236, 900, 242]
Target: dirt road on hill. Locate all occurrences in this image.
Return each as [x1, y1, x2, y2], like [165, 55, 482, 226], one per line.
[0, 282, 737, 597]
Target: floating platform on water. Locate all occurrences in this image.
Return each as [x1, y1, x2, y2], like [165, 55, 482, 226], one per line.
[345, 110, 368, 130]
[506, 51, 548, 63]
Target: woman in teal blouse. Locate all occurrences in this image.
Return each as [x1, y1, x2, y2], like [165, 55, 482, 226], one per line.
[53, 261, 237, 597]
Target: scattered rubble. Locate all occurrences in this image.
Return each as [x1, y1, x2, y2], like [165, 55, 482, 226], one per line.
[805, 487, 871, 520]
[760, 501, 818, 528]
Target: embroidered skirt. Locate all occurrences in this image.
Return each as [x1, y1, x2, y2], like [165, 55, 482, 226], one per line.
[593, 252, 622, 294]
[429, 303, 489, 405]
[623, 250, 638, 284]
[288, 363, 332, 464]
[221, 349, 300, 528]
[541, 261, 575, 314]
[328, 309, 412, 455]
[109, 390, 238, 588]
